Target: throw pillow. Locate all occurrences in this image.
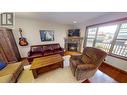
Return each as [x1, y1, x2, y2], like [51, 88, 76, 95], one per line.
[0, 60, 7, 70]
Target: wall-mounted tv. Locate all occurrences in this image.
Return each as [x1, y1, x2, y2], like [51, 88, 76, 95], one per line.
[68, 29, 80, 37]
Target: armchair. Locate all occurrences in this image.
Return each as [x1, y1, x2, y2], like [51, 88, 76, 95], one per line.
[70, 47, 107, 81]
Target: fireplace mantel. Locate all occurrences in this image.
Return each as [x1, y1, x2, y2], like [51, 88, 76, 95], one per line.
[64, 37, 83, 39]
[64, 37, 83, 52]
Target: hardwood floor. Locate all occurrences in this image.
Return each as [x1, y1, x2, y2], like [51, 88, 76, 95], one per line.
[85, 62, 127, 83]
[82, 70, 117, 83]
[64, 51, 81, 56]
[99, 62, 127, 83]
[21, 58, 29, 65]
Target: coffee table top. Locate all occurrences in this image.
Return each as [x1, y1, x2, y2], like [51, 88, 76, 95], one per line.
[30, 54, 64, 69]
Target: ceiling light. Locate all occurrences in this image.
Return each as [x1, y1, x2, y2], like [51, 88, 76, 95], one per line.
[73, 21, 77, 23]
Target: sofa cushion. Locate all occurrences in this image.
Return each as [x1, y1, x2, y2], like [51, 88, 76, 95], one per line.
[53, 44, 60, 50]
[31, 46, 43, 53]
[30, 52, 42, 57]
[0, 60, 7, 70]
[44, 51, 53, 56]
[0, 62, 22, 77]
[43, 46, 53, 51]
[54, 50, 63, 53]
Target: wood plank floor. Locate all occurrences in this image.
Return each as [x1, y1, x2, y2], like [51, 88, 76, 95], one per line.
[84, 70, 117, 83]
[64, 51, 81, 56]
[99, 62, 127, 83]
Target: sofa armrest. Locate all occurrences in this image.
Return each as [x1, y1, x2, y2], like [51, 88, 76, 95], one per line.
[60, 47, 64, 51]
[70, 54, 82, 60]
[61, 47, 64, 50]
[77, 64, 97, 71]
[28, 51, 32, 57]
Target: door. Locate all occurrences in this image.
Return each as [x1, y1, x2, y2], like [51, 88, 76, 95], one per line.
[0, 44, 8, 63]
[0, 29, 17, 62]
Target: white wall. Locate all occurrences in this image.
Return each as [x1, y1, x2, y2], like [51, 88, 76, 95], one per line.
[13, 18, 70, 57]
[86, 12, 127, 25]
[106, 56, 127, 72]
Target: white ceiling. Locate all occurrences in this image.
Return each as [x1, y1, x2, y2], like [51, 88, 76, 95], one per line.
[15, 12, 109, 25]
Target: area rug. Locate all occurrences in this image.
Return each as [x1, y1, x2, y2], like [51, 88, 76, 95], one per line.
[17, 66, 83, 83]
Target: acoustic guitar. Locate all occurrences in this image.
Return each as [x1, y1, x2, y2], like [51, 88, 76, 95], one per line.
[19, 28, 28, 46]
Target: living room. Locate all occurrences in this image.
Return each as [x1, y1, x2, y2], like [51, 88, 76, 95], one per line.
[0, 12, 127, 83]
[1, 0, 127, 94]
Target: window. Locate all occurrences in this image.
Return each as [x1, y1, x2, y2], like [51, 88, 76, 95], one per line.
[85, 22, 127, 59]
[86, 28, 97, 47]
[95, 25, 117, 52]
[112, 23, 127, 57]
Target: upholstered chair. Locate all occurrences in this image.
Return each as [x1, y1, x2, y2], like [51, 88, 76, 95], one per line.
[70, 47, 107, 81]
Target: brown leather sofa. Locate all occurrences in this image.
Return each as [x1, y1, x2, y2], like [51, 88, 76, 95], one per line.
[70, 47, 107, 81]
[27, 43, 64, 63]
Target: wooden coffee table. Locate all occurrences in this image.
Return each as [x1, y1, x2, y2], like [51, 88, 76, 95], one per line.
[30, 54, 64, 79]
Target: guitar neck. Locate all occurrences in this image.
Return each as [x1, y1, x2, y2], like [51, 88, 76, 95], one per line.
[19, 28, 23, 37]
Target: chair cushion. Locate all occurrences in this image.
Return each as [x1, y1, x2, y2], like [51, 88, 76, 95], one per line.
[71, 60, 82, 66]
[77, 64, 97, 70]
[86, 49, 97, 63]
[81, 55, 92, 64]
[70, 58, 83, 76]
[70, 55, 81, 60]
[0, 60, 7, 70]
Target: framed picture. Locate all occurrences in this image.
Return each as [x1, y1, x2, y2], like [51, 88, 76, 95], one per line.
[40, 30, 54, 41]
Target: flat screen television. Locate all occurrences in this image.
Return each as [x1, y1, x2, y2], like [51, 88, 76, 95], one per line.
[68, 29, 80, 37]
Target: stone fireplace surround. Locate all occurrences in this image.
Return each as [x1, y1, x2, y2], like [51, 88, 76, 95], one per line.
[64, 37, 83, 52]
[68, 43, 78, 51]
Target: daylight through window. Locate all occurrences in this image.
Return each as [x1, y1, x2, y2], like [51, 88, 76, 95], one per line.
[85, 22, 127, 59]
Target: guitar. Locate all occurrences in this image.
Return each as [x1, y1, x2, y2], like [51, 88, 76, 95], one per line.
[19, 28, 28, 46]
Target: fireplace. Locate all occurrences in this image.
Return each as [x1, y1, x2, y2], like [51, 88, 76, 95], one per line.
[68, 43, 78, 51]
[64, 37, 83, 52]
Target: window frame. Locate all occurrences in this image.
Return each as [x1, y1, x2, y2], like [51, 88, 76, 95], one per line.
[84, 17, 127, 61]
